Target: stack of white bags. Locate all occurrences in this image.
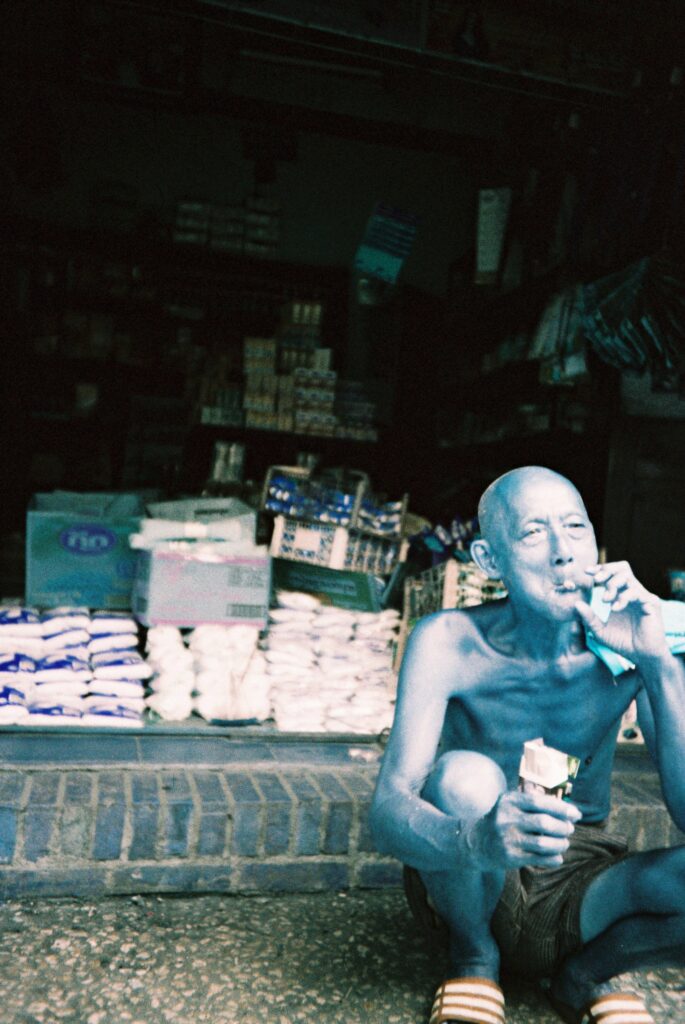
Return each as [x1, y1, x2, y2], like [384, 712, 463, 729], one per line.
[0, 606, 151, 727]
[260, 591, 399, 734]
[0, 593, 399, 734]
[144, 624, 270, 723]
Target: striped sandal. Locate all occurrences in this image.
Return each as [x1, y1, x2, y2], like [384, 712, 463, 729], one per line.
[429, 977, 505, 1024]
[547, 989, 655, 1024]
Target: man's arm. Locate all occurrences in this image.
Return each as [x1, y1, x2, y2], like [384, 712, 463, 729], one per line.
[370, 611, 580, 874]
[369, 613, 465, 872]
[635, 653, 685, 829]
[577, 562, 685, 831]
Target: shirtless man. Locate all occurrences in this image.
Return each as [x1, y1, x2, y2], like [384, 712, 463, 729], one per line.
[370, 466, 685, 1024]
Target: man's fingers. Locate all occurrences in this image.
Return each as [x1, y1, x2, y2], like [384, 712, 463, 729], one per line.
[602, 574, 632, 602]
[574, 598, 603, 632]
[520, 832, 571, 856]
[586, 562, 651, 608]
[611, 586, 643, 613]
[520, 850, 566, 868]
[520, 812, 576, 838]
[586, 560, 630, 583]
[514, 790, 582, 822]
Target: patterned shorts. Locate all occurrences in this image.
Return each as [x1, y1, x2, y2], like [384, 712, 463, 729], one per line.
[404, 823, 630, 978]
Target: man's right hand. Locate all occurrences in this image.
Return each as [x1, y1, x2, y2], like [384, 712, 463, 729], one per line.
[464, 789, 582, 871]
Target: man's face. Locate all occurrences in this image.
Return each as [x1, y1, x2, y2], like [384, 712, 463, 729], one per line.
[488, 474, 598, 620]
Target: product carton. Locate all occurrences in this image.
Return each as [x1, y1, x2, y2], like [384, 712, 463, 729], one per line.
[26, 491, 145, 609]
[271, 558, 384, 612]
[132, 543, 271, 627]
[146, 497, 256, 541]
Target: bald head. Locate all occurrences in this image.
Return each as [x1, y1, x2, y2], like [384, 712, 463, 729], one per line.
[477, 467, 584, 550]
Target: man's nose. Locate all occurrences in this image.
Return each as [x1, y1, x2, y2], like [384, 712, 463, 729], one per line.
[550, 530, 573, 564]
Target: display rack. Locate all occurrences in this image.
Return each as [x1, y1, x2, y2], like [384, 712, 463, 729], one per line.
[1, 220, 350, 502]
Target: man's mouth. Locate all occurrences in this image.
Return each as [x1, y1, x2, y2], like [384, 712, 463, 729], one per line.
[554, 579, 579, 592]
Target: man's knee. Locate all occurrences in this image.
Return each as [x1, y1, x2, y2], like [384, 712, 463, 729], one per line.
[423, 751, 506, 819]
[583, 844, 685, 941]
[635, 846, 685, 910]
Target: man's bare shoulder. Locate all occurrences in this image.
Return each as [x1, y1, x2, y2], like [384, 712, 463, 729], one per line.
[409, 599, 508, 655]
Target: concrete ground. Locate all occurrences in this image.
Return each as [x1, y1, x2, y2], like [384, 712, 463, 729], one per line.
[1, 890, 683, 1024]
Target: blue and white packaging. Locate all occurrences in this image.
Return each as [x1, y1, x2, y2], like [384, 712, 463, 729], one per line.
[34, 679, 89, 698]
[91, 651, 152, 681]
[42, 628, 91, 652]
[88, 680, 146, 699]
[35, 654, 92, 684]
[25, 701, 84, 726]
[0, 636, 45, 658]
[82, 703, 143, 728]
[84, 693, 145, 712]
[0, 606, 42, 637]
[41, 607, 91, 635]
[89, 611, 138, 635]
[0, 653, 36, 684]
[0, 685, 29, 723]
[88, 633, 138, 656]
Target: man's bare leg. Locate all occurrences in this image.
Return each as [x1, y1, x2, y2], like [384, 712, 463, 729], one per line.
[419, 751, 507, 979]
[551, 845, 685, 1010]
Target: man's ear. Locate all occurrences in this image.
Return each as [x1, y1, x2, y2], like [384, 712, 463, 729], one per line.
[470, 538, 502, 580]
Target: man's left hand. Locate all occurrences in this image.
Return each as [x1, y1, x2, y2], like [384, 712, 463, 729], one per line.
[574, 561, 669, 665]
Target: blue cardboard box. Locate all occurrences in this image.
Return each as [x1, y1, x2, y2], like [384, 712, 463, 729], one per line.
[26, 491, 144, 609]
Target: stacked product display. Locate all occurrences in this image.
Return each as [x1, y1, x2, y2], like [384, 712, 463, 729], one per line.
[242, 302, 334, 434]
[142, 599, 398, 735]
[129, 497, 270, 630]
[173, 195, 280, 257]
[259, 590, 399, 734]
[263, 466, 364, 526]
[144, 624, 269, 724]
[11, 476, 559, 739]
[240, 300, 379, 439]
[0, 606, 151, 727]
[265, 465, 408, 584]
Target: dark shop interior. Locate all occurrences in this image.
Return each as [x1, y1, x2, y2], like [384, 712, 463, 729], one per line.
[0, 0, 684, 730]
[3, 7, 685, 1018]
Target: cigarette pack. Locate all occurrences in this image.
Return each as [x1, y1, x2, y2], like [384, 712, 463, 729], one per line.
[518, 737, 580, 798]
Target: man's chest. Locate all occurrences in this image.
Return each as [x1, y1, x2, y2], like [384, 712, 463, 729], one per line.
[442, 653, 634, 775]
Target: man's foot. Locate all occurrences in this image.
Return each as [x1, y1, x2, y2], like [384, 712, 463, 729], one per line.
[429, 976, 505, 1024]
[546, 987, 656, 1024]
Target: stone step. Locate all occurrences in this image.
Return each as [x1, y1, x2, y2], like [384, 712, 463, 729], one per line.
[0, 731, 681, 898]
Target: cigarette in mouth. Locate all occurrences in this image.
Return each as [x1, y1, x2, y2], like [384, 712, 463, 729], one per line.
[562, 580, 576, 591]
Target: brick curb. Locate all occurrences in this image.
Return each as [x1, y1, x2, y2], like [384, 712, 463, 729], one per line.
[0, 763, 401, 898]
[0, 755, 682, 898]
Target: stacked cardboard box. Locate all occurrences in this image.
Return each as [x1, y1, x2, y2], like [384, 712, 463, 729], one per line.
[26, 492, 145, 610]
[240, 305, 379, 440]
[243, 196, 280, 259]
[243, 337, 279, 430]
[209, 205, 245, 254]
[278, 300, 323, 373]
[131, 498, 271, 629]
[173, 201, 210, 245]
[293, 367, 338, 437]
[195, 353, 244, 428]
[334, 380, 379, 441]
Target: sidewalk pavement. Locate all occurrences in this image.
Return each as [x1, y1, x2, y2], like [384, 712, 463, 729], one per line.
[1, 889, 683, 1024]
